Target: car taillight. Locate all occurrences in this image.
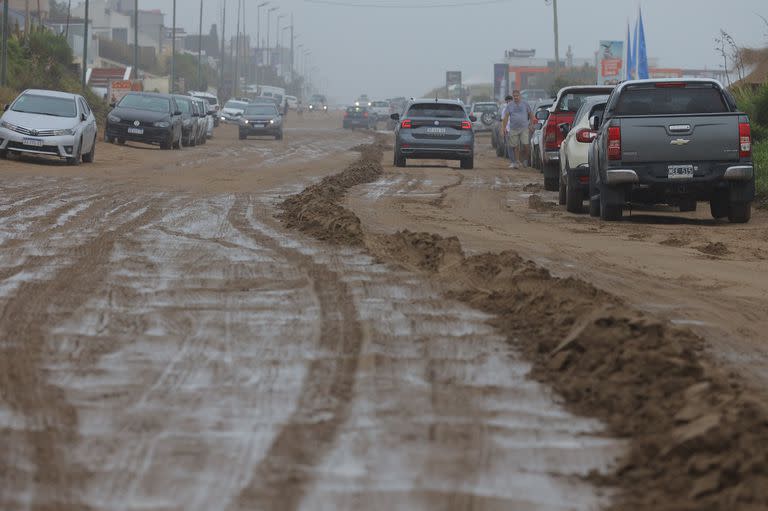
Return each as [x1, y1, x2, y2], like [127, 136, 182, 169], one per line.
[461, 121, 472, 130]
[608, 126, 621, 160]
[344, 112, 349, 118]
[739, 122, 751, 158]
[544, 122, 558, 147]
[575, 129, 597, 143]
[363, 112, 369, 118]
[401, 119, 412, 129]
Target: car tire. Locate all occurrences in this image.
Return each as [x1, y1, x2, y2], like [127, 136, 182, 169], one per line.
[543, 163, 559, 191]
[82, 136, 96, 163]
[160, 136, 172, 150]
[678, 198, 696, 212]
[66, 139, 82, 166]
[599, 188, 622, 221]
[728, 201, 752, 223]
[709, 190, 729, 219]
[0, 149, 7, 159]
[239, 132, 247, 140]
[460, 157, 474, 170]
[117, 138, 126, 145]
[276, 132, 283, 140]
[558, 173, 566, 205]
[565, 174, 582, 214]
[394, 151, 406, 168]
[544, 177, 558, 192]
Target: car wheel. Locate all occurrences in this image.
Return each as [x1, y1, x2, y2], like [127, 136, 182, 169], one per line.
[709, 189, 729, 219]
[394, 151, 406, 167]
[0, 149, 7, 159]
[160, 136, 172, 150]
[544, 177, 558, 192]
[558, 172, 566, 205]
[728, 201, 752, 223]
[565, 174, 582, 213]
[117, 138, 126, 145]
[678, 198, 696, 212]
[460, 157, 474, 170]
[599, 188, 622, 221]
[276, 132, 283, 140]
[239, 131, 247, 140]
[66, 139, 82, 166]
[81, 136, 96, 163]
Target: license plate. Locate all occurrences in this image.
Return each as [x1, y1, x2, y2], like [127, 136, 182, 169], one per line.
[668, 165, 694, 179]
[22, 138, 44, 147]
[426, 127, 447, 135]
[127, 127, 144, 135]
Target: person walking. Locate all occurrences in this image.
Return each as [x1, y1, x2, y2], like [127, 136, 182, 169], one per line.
[502, 90, 536, 169]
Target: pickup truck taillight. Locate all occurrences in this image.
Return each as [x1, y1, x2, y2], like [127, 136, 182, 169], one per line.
[400, 119, 412, 129]
[576, 129, 597, 143]
[344, 112, 349, 118]
[608, 126, 622, 160]
[544, 123, 558, 148]
[363, 112, 369, 118]
[739, 122, 751, 158]
[461, 121, 472, 130]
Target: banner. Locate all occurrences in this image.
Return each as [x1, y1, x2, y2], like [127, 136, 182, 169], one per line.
[446, 71, 462, 92]
[597, 40, 624, 85]
[493, 64, 508, 102]
[108, 80, 143, 105]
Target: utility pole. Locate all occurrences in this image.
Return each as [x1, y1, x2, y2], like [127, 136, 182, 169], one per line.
[82, 0, 89, 89]
[1, 0, 9, 86]
[256, 2, 268, 86]
[219, 0, 226, 98]
[289, 14, 294, 85]
[170, 0, 176, 93]
[65, 0, 72, 38]
[234, 0, 241, 97]
[197, 0, 203, 89]
[266, 6, 277, 68]
[549, 0, 560, 75]
[241, 0, 247, 87]
[133, 0, 139, 80]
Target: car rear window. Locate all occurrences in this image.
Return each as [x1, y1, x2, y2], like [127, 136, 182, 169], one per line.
[407, 103, 466, 118]
[204, 97, 217, 105]
[12, 94, 77, 117]
[473, 104, 497, 112]
[118, 94, 170, 113]
[614, 85, 728, 115]
[556, 90, 611, 113]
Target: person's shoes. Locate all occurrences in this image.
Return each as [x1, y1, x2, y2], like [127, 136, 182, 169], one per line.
[508, 163, 517, 168]
[523, 160, 529, 167]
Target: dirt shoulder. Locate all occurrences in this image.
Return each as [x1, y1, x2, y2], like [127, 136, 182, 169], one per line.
[280, 137, 768, 510]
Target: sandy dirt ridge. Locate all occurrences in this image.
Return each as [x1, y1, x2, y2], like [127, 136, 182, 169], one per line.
[278, 139, 768, 510]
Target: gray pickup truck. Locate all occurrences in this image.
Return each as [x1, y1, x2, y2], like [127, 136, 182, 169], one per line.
[588, 79, 754, 222]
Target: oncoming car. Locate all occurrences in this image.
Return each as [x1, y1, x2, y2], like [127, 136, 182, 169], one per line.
[238, 103, 283, 140]
[0, 89, 98, 165]
[391, 99, 476, 169]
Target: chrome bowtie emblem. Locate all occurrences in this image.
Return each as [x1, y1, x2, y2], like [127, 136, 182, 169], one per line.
[30, 129, 38, 136]
[134, 120, 140, 127]
[670, 138, 690, 146]
[434, 120, 440, 126]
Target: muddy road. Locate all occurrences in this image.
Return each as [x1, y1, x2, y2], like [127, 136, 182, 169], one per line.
[0, 115, 625, 511]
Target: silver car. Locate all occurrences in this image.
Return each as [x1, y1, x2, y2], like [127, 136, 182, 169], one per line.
[0, 89, 98, 165]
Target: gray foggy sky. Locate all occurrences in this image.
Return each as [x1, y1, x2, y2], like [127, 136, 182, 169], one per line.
[142, 0, 766, 102]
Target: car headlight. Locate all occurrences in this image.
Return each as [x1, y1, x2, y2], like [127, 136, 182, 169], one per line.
[242, 119, 249, 125]
[309, 105, 314, 110]
[107, 114, 121, 123]
[0, 120, 14, 130]
[323, 105, 328, 111]
[53, 128, 75, 136]
[269, 119, 275, 124]
[154, 121, 170, 128]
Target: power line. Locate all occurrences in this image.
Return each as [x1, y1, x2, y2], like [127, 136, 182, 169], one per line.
[304, 0, 514, 8]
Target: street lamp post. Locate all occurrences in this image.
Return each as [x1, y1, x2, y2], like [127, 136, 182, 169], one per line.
[133, 0, 139, 80]
[170, 0, 176, 93]
[266, 7, 278, 67]
[197, 0, 203, 88]
[256, 1, 269, 85]
[82, 0, 89, 89]
[1, 0, 9, 86]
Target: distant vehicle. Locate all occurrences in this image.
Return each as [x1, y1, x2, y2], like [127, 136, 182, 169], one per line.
[257, 85, 286, 110]
[106, 92, 183, 150]
[0, 88, 98, 165]
[369, 101, 390, 121]
[191, 96, 213, 140]
[589, 79, 754, 223]
[540, 85, 615, 190]
[220, 99, 249, 123]
[173, 95, 202, 147]
[343, 105, 374, 130]
[469, 102, 498, 132]
[356, 94, 371, 106]
[251, 96, 281, 106]
[391, 99, 476, 169]
[285, 95, 298, 110]
[557, 95, 609, 212]
[238, 103, 283, 140]
[530, 98, 555, 168]
[189, 90, 221, 127]
[308, 94, 328, 112]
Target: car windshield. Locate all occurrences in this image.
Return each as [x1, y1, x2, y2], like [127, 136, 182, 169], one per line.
[407, 103, 466, 118]
[614, 85, 728, 115]
[245, 105, 278, 115]
[12, 94, 77, 117]
[118, 94, 170, 113]
[224, 101, 248, 109]
[556, 90, 612, 112]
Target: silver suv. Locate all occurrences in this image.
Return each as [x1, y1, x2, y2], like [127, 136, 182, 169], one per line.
[391, 99, 476, 169]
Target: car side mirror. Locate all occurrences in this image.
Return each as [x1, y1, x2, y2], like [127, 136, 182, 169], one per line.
[535, 110, 549, 121]
[81, 113, 87, 121]
[3, 104, 9, 111]
[469, 115, 477, 122]
[558, 123, 570, 135]
[390, 113, 400, 120]
[589, 115, 601, 130]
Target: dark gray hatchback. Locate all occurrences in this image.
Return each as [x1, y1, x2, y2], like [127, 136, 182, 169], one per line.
[391, 99, 476, 169]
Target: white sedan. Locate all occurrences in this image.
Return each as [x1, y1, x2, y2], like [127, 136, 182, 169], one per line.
[0, 89, 98, 165]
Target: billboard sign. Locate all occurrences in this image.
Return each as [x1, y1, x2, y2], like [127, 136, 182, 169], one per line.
[446, 71, 462, 92]
[597, 40, 624, 85]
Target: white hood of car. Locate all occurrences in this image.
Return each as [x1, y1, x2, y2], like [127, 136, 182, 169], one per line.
[1, 110, 79, 130]
[222, 107, 244, 115]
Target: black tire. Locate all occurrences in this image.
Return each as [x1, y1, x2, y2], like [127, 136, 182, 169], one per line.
[544, 176, 558, 192]
[460, 157, 474, 170]
[276, 132, 283, 140]
[566, 175, 582, 214]
[0, 149, 7, 159]
[239, 132, 247, 140]
[66, 140, 82, 166]
[189, 133, 197, 147]
[710, 190, 729, 219]
[543, 163, 559, 191]
[117, 138, 126, 145]
[599, 189, 622, 221]
[589, 195, 600, 217]
[104, 131, 113, 143]
[160, 136, 172, 150]
[81, 136, 96, 163]
[678, 198, 696, 212]
[394, 151, 406, 167]
[728, 201, 752, 223]
[558, 172, 566, 205]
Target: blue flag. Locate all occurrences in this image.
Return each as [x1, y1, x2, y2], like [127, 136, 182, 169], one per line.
[632, 18, 639, 79]
[637, 8, 649, 79]
[626, 21, 634, 81]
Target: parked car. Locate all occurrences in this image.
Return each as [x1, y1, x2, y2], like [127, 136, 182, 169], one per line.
[105, 92, 183, 150]
[343, 105, 374, 130]
[391, 99, 476, 169]
[285, 95, 298, 110]
[540, 85, 615, 190]
[369, 101, 390, 123]
[557, 95, 609, 212]
[589, 79, 754, 223]
[191, 96, 213, 141]
[238, 102, 283, 140]
[189, 90, 220, 127]
[0, 88, 98, 165]
[173, 95, 202, 147]
[220, 99, 249, 123]
[469, 102, 498, 133]
[530, 99, 555, 169]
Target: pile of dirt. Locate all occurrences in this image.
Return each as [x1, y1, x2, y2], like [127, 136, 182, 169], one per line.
[523, 183, 544, 193]
[697, 241, 731, 257]
[277, 141, 768, 510]
[527, 194, 559, 212]
[278, 142, 385, 245]
[660, 236, 690, 247]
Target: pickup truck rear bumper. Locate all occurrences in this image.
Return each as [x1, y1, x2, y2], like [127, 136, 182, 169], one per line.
[723, 165, 753, 180]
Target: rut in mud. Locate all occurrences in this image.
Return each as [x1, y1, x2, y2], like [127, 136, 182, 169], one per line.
[278, 140, 768, 510]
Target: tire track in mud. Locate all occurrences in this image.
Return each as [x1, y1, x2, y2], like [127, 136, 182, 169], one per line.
[430, 172, 465, 208]
[226, 194, 364, 511]
[0, 200, 161, 511]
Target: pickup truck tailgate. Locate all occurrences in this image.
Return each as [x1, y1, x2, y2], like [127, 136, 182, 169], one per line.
[619, 115, 740, 163]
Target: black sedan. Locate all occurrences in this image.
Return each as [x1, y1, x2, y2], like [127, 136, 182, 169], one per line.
[343, 106, 373, 130]
[238, 103, 283, 140]
[105, 92, 183, 150]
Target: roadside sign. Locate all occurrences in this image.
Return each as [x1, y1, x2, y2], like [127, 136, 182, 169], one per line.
[597, 40, 624, 85]
[109, 80, 143, 105]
